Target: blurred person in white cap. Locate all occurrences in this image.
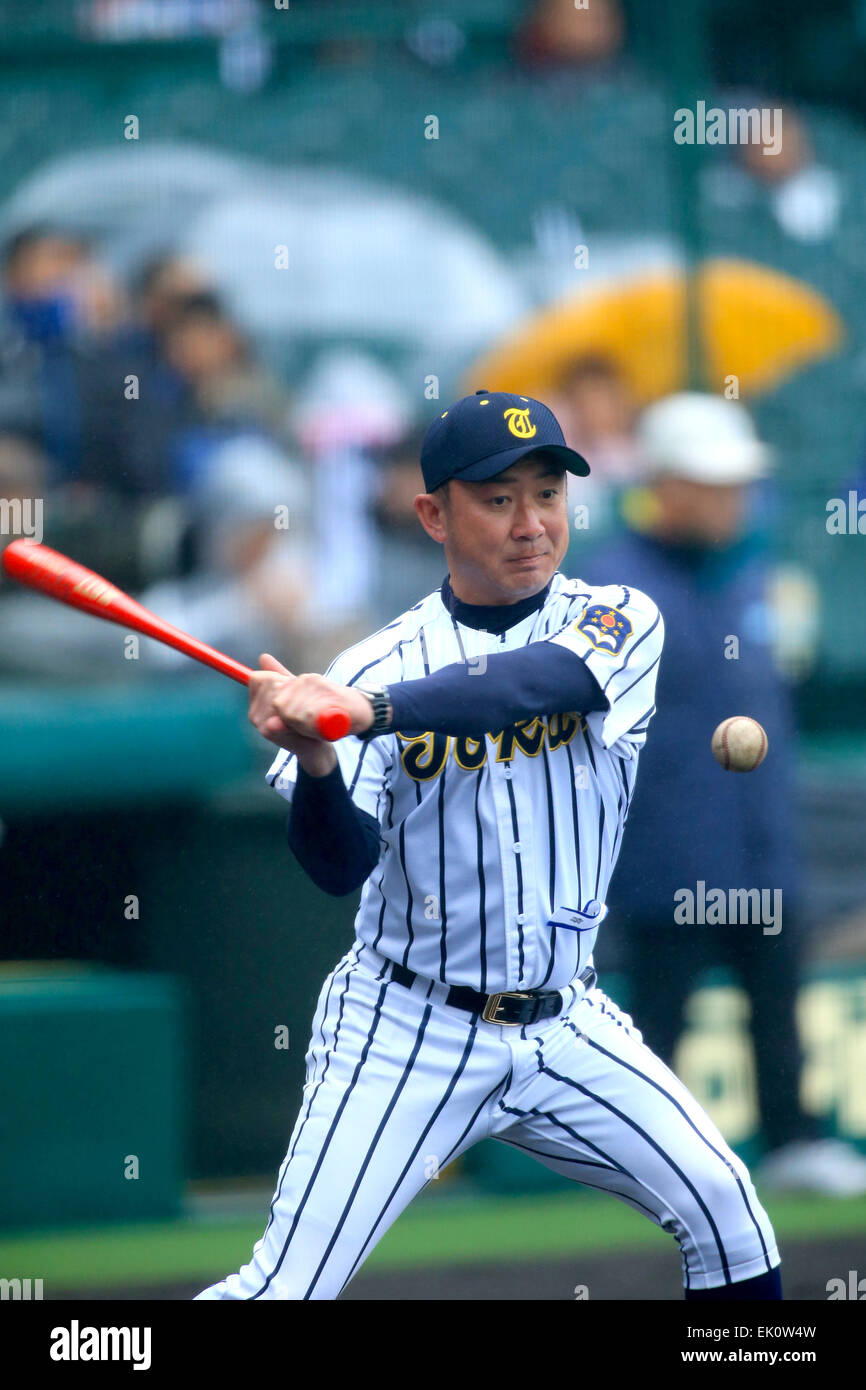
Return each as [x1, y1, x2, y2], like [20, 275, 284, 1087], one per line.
[291, 348, 416, 651]
[633, 389, 771, 538]
[581, 391, 866, 1196]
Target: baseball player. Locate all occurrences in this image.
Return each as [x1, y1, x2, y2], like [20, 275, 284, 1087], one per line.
[195, 391, 782, 1302]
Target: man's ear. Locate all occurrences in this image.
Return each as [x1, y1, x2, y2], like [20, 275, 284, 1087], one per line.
[414, 492, 447, 544]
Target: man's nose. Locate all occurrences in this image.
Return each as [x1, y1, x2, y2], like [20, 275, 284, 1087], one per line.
[512, 502, 544, 537]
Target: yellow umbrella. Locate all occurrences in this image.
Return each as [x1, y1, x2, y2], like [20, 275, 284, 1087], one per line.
[462, 259, 843, 404]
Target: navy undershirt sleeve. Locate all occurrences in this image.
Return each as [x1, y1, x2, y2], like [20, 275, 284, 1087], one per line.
[387, 642, 608, 738]
[286, 763, 381, 896]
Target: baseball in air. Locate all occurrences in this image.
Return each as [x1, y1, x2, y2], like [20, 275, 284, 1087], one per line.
[711, 716, 768, 772]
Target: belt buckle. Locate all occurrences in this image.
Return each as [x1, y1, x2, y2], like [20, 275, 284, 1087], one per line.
[482, 991, 533, 1025]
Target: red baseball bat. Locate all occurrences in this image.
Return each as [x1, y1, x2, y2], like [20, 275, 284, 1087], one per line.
[1, 540, 352, 741]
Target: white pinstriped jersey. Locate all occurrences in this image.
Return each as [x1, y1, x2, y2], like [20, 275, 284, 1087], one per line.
[268, 571, 663, 994]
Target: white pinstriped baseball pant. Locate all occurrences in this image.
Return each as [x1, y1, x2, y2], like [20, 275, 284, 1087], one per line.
[194, 940, 780, 1301]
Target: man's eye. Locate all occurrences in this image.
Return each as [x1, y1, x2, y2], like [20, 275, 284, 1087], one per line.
[540, 488, 559, 500]
[490, 496, 509, 506]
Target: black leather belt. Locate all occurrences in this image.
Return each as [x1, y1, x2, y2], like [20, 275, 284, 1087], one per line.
[388, 960, 597, 1026]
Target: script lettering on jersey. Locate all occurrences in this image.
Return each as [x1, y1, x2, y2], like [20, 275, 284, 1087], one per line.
[396, 712, 584, 782]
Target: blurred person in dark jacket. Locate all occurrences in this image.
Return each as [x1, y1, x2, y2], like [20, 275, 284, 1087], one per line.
[586, 391, 866, 1195]
[81, 254, 214, 500]
[0, 225, 125, 486]
[75, 287, 292, 510]
[1, 226, 121, 343]
[162, 291, 289, 440]
[81, 282, 292, 503]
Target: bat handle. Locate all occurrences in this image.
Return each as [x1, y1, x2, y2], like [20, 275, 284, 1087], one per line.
[316, 707, 352, 742]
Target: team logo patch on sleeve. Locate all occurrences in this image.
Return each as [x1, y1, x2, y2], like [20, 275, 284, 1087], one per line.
[575, 605, 633, 654]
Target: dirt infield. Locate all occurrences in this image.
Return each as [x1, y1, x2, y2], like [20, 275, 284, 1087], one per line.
[48, 1234, 866, 1301]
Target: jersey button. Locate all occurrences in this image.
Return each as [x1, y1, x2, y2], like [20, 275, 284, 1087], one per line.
[512, 842, 522, 853]
[516, 913, 526, 924]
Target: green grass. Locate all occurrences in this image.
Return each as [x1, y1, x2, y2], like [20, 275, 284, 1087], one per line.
[2, 1188, 866, 1293]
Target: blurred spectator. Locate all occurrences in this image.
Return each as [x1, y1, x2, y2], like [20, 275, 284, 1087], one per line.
[0, 433, 47, 566]
[2, 226, 122, 343]
[293, 348, 412, 652]
[0, 226, 126, 486]
[741, 104, 841, 242]
[0, 430, 125, 678]
[78, 254, 211, 501]
[162, 291, 289, 439]
[139, 432, 316, 673]
[588, 392, 866, 1194]
[554, 353, 642, 551]
[516, 0, 626, 73]
[553, 353, 641, 483]
[371, 425, 447, 622]
[88, 286, 292, 504]
[130, 253, 212, 352]
[704, 103, 842, 243]
[0, 432, 313, 680]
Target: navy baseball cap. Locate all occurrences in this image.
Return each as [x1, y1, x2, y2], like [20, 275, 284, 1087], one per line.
[420, 390, 590, 492]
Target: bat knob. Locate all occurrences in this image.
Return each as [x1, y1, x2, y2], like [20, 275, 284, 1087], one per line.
[316, 707, 352, 742]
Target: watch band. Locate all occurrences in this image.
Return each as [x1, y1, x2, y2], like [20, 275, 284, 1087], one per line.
[355, 685, 392, 741]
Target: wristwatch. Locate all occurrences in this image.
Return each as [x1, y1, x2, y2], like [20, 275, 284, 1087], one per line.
[355, 684, 393, 741]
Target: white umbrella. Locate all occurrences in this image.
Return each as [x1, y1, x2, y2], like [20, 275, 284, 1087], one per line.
[181, 177, 526, 354]
[0, 143, 261, 269]
[2, 145, 526, 358]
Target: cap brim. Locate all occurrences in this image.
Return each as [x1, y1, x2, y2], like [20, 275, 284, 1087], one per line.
[646, 441, 772, 485]
[452, 441, 590, 483]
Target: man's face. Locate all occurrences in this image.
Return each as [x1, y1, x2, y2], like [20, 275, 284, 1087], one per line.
[415, 453, 571, 605]
[165, 314, 242, 380]
[3, 236, 85, 299]
[653, 476, 747, 545]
